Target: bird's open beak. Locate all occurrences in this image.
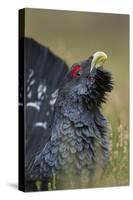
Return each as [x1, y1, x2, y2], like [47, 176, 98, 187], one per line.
[90, 51, 108, 72]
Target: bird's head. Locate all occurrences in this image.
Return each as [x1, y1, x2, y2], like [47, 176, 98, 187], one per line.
[63, 51, 113, 108]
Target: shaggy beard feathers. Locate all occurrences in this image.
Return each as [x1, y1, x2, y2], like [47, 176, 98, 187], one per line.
[84, 68, 113, 108]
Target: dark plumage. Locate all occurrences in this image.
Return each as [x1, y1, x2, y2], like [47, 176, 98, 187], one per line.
[20, 38, 113, 191]
[27, 49, 113, 180]
[19, 38, 69, 191]
[19, 38, 68, 169]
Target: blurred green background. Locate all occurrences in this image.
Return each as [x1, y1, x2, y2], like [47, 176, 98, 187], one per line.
[25, 8, 129, 188]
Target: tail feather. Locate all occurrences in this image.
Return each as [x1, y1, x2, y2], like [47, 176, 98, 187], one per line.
[19, 37, 68, 181]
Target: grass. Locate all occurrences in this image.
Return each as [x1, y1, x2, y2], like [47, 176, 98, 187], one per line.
[99, 90, 129, 187]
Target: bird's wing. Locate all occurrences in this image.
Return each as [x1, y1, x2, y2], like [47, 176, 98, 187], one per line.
[19, 37, 69, 175]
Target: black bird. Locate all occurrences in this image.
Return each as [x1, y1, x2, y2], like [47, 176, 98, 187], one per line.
[19, 38, 113, 191]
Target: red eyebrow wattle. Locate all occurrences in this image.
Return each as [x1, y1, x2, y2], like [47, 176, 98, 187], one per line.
[70, 65, 82, 78]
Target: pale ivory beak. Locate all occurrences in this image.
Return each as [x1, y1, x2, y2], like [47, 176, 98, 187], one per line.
[90, 51, 108, 72]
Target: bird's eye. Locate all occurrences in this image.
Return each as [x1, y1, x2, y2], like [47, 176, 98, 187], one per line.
[76, 71, 81, 76]
[70, 65, 82, 78]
